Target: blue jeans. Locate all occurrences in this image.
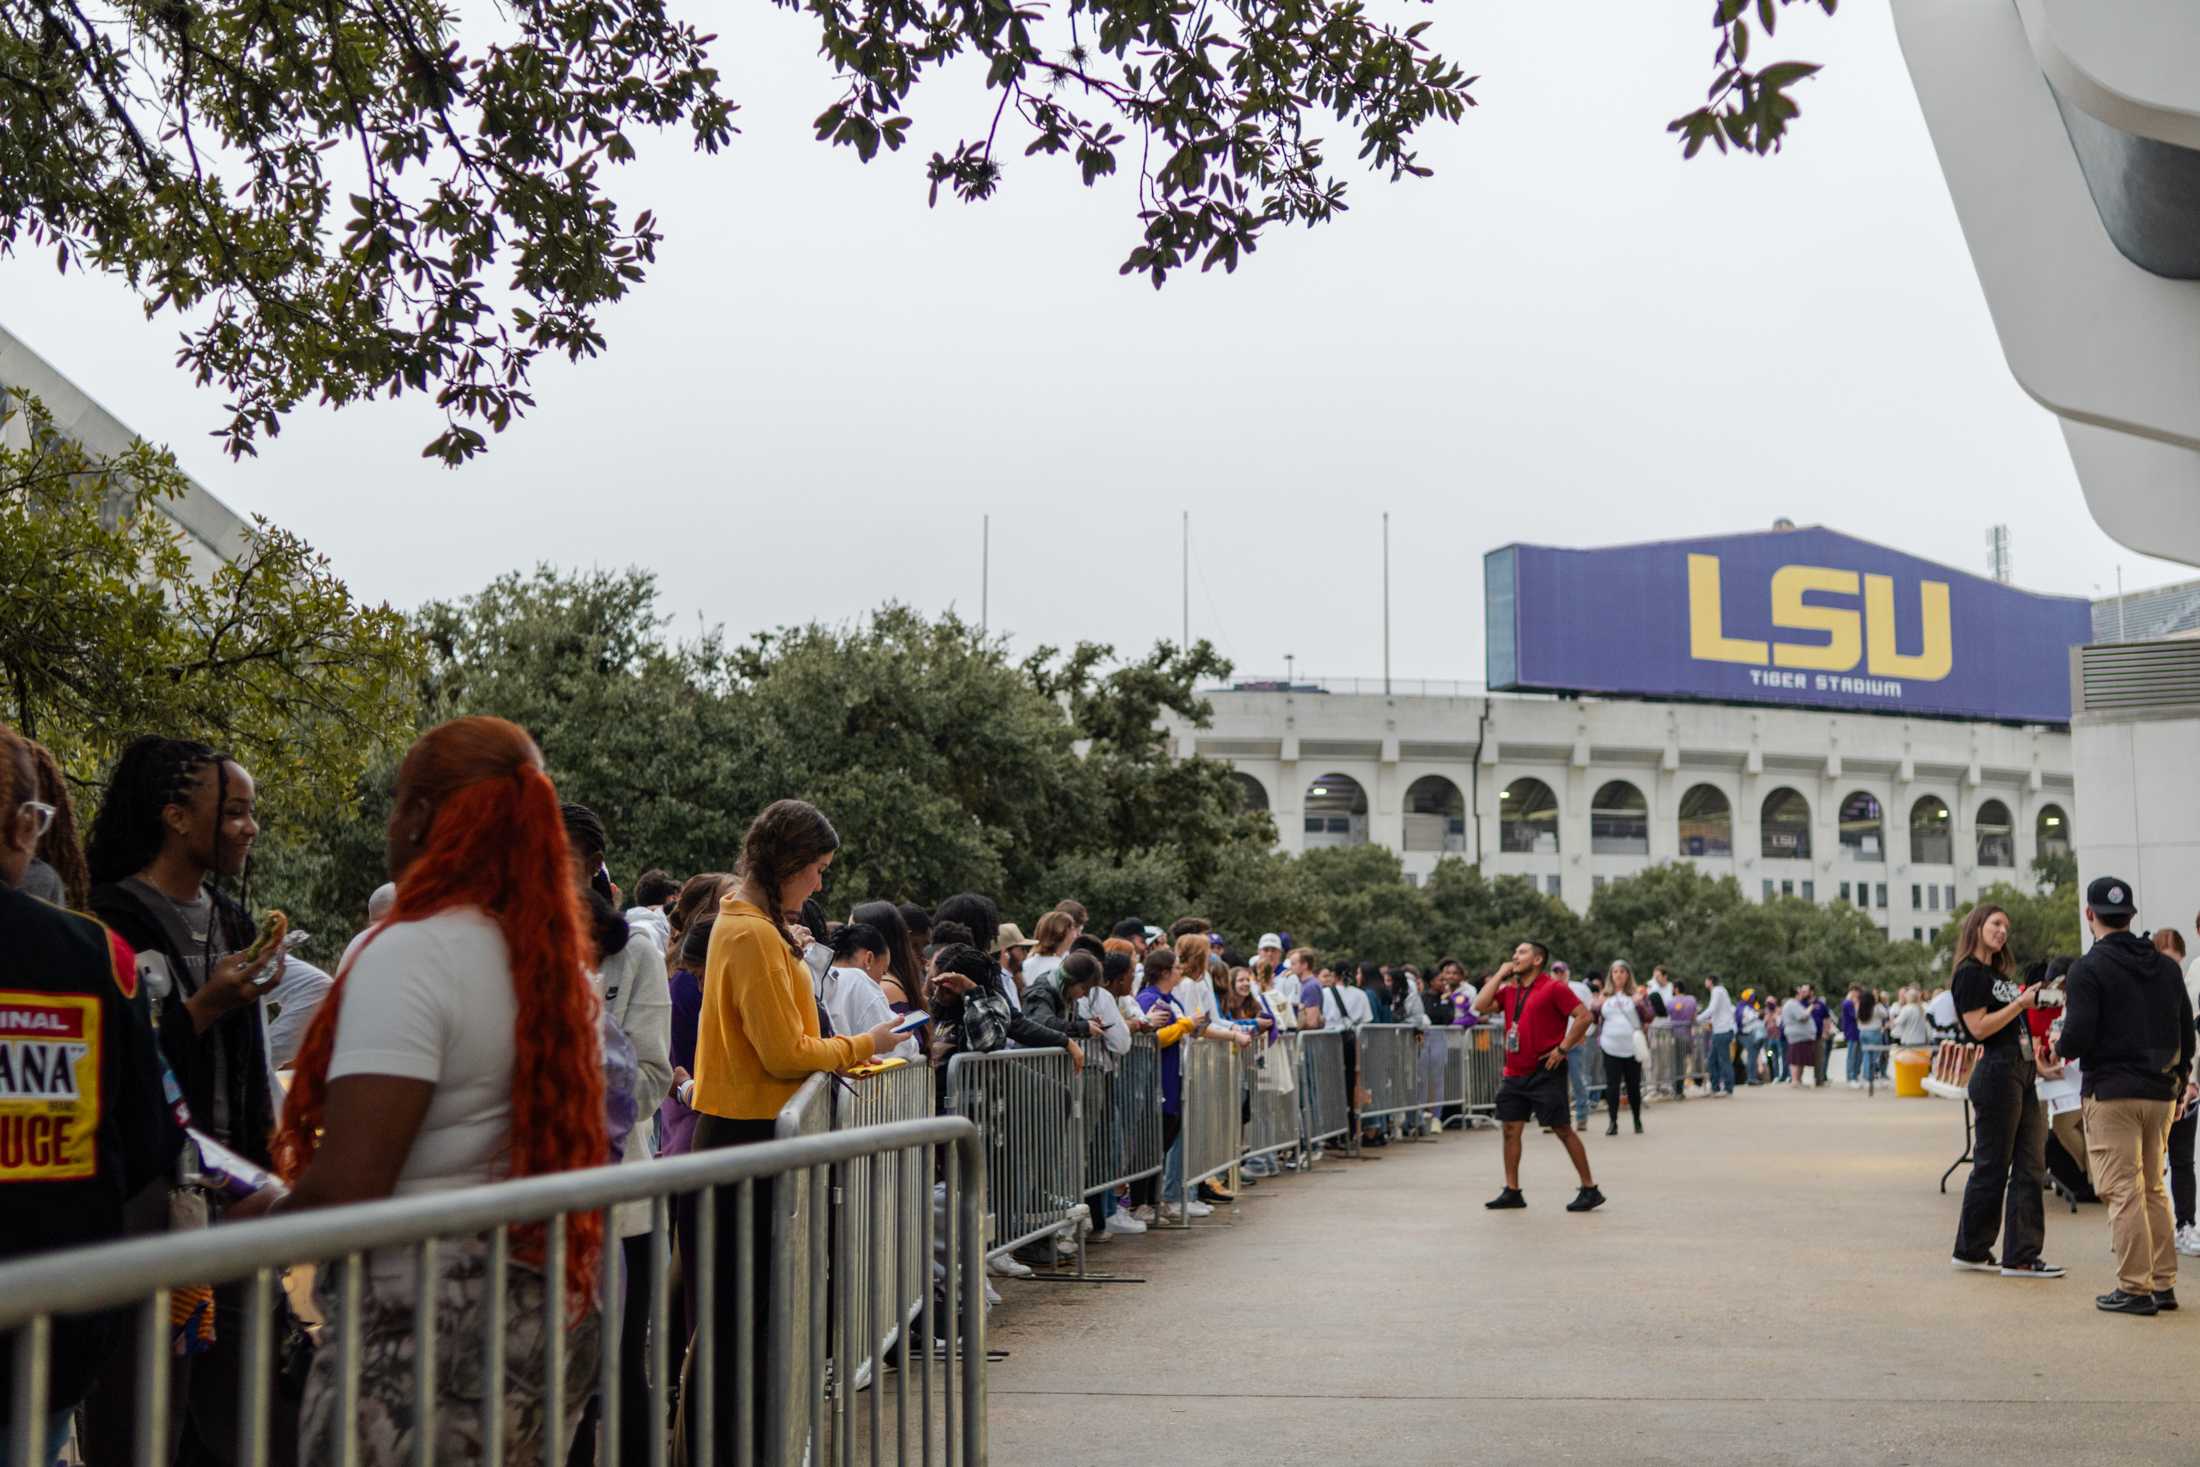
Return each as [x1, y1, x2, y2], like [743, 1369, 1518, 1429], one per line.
[1567, 1041, 1597, 1125]
[1855, 1025, 1885, 1080]
[1162, 1131, 1183, 1203]
[1708, 1033, 1735, 1093]
[1743, 1033, 1765, 1084]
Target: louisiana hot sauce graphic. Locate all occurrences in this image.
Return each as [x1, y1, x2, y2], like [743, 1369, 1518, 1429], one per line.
[0, 992, 102, 1181]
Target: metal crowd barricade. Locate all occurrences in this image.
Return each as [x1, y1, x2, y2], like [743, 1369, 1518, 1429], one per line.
[1354, 1024, 1420, 1129]
[946, 1048, 1086, 1261]
[1179, 1036, 1246, 1196]
[1435, 1028, 1476, 1129]
[1242, 1032, 1305, 1163]
[1083, 1033, 1164, 1204]
[1456, 1024, 1503, 1123]
[0, 1115, 989, 1467]
[825, 1062, 935, 1464]
[1298, 1029, 1351, 1147]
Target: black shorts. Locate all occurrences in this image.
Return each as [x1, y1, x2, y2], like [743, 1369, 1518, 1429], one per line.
[1494, 1066, 1570, 1128]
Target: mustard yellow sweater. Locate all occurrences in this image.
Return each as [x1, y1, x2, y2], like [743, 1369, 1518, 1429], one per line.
[692, 898, 876, 1120]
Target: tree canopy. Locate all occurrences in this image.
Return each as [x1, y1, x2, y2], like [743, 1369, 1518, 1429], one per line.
[0, 391, 422, 843]
[0, 0, 1836, 462]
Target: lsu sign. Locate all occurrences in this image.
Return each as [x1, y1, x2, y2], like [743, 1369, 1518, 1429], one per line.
[1486, 528, 2094, 724]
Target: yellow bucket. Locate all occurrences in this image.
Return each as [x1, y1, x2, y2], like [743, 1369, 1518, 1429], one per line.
[1893, 1048, 1930, 1098]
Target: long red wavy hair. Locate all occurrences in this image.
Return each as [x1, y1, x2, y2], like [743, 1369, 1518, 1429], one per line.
[273, 716, 608, 1306]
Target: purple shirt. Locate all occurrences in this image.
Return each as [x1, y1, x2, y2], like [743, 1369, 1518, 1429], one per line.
[1137, 985, 1189, 1114]
[656, 965, 704, 1156]
[1668, 994, 1699, 1029]
[1298, 977, 1324, 1013]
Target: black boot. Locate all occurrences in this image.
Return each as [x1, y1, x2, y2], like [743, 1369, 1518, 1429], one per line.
[1633, 1115, 1643, 1134]
[1605, 1119, 1618, 1136]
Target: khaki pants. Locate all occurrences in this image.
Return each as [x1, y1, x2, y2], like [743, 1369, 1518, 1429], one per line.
[2084, 1096, 2177, 1295]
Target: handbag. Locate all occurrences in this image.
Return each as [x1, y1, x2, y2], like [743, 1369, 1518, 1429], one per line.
[1631, 1029, 1652, 1067]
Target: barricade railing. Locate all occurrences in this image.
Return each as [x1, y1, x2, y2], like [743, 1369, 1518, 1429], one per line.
[1298, 1029, 1351, 1146]
[1082, 1033, 1163, 1201]
[1242, 1032, 1305, 1162]
[826, 1062, 935, 1463]
[1454, 1023, 1503, 1122]
[1413, 1025, 1454, 1132]
[1354, 1024, 1421, 1125]
[945, 1048, 1086, 1261]
[1180, 1036, 1246, 1193]
[0, 1115, 987, 1467]
[1645, 1020, 1712, 1099]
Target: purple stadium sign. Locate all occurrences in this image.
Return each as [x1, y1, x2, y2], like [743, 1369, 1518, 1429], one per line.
[1485, 527, 2093, 724]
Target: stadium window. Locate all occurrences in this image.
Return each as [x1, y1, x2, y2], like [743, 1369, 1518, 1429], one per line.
[1763, 879, 1774, 901]
[1875, 883, 1887, 907]
[1781, 880, 1794, 897]
[1946, 884, 1957, 910]
[1928, 885, 1940, 911]
[1839, 881, 1851, 903]
[1592, 875, 1607, 892]
[1913, 927, 1924, 941]
[1801, 880, 1815, 902]
[1911, 883, 1922, 908]
[1545, 874, 1562, 897]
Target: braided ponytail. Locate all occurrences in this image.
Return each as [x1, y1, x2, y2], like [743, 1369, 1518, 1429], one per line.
[735, 800, 840, 953]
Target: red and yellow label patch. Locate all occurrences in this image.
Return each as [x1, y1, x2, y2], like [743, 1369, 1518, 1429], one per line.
[0, 991, 102, 1181]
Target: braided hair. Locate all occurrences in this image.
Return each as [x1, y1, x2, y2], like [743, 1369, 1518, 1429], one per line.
[85, 735, 229, 887]
[736, 800, 840, 954]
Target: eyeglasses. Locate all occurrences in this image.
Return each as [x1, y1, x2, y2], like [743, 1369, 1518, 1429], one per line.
[18, 801, 55, 838]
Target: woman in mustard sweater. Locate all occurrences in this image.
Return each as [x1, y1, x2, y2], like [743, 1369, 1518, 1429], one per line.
[686, 799, 898, 1464]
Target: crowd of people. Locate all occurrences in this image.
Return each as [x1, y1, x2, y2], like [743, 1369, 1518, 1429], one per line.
[4, 711, 2197, 1467]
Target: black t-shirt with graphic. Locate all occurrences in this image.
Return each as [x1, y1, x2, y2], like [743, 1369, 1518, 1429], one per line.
[1951, 958, 2023, 1052]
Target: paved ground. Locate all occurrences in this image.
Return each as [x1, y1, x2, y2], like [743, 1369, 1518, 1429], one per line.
[982, 1081, 2196, 1466]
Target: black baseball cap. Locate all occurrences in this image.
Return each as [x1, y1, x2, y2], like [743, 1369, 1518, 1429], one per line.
[2086, 875, 2136, 918]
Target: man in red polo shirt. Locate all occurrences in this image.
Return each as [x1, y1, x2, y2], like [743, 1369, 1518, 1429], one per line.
[1471, 939, 1604, 1212]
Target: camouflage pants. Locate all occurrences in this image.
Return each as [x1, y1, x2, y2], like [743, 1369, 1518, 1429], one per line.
[302, 1240, 600, 1465]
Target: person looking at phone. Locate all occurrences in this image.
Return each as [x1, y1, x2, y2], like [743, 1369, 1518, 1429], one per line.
[1948, 903, 2063, 1279]
[1471, 940, 1603, 1213]
[825, 922, 920, 1059]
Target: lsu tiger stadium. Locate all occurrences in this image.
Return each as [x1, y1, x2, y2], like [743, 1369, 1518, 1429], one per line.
[1168, 523, 2097, 938]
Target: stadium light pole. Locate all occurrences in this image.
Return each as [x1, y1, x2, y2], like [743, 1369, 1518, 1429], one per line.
[982, 513, 989, 634]
[1382, 511, 1392, 696]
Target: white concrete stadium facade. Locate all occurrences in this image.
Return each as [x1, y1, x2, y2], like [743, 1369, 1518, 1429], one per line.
[1164, 689, 2074, 941]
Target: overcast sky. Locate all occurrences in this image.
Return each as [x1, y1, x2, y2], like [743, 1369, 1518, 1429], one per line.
[3, 2, 2185, 684]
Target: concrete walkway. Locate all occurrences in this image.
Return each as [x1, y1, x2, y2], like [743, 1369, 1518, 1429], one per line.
[982, 1083, 2196, 1466]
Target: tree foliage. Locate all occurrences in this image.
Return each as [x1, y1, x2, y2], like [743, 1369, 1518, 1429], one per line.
[0, 391, 423, 870]
[0, 0, 1476, 461]
[1670, 0, 1836, 159]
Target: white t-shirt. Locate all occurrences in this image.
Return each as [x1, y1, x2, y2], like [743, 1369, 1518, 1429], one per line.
[1702, 984, 1736, 1034]
[1022, 954, 1063, 989]
[1336, 984, 1374, 1028]
[1925, 990, 1958, 1029]
[823, 966, 917, 1060]
[1599, 995, 1646, 1058]
[327, 907, 518, 1198]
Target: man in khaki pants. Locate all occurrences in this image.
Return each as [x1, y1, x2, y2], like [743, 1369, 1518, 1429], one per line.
[2057, 876, 2198, 1316]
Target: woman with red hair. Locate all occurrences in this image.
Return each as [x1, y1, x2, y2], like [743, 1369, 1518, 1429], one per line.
[251, 716, 609, 1464]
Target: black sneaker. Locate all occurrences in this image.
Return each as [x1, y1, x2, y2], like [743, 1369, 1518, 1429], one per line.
[1950, 1254, 1998, 1273]
[2153, 1289, 2179, 1312]
[1565, 1185, 1607, 1213]
[1632, 1117, 1643, 1134]
[1484, 1187, 1527, 1210]
[1999, 1260, 2065, 1279]
[2096, 1289, 2160, 1316]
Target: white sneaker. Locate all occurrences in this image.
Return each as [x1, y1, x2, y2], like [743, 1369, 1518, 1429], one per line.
[1186, 1198, 1214, 1217]
[1054, 1232, 1079, 1258]
[2178, 1224, 2200, 1257]
[1105, 1211, 1148, 1235]
[1157, 1202, 1186, 1223]
[1130, 1204, 1156, 1224]
[987, 1255, 1034, 1279]
[1848, 1080, 1862, 1089]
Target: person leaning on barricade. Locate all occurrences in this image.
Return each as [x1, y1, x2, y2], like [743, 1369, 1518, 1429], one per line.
[228, 717, 617, 1464]
[0, 722, 179, 1463]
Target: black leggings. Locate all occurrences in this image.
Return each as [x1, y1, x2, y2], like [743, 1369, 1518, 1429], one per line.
[1603, 1053, 1643, 1123]
[680, 1114, 778, 1467]
[2172, 1108, 2197, 1230]
[568, 1233, 656, 1467]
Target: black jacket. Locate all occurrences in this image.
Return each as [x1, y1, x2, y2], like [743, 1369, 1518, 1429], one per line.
[0, 886, 178, 1418]
[2058, 930, 2195, 1102]
[90, 880, 279, 1166]
[1018, 977, 1088, 1049]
